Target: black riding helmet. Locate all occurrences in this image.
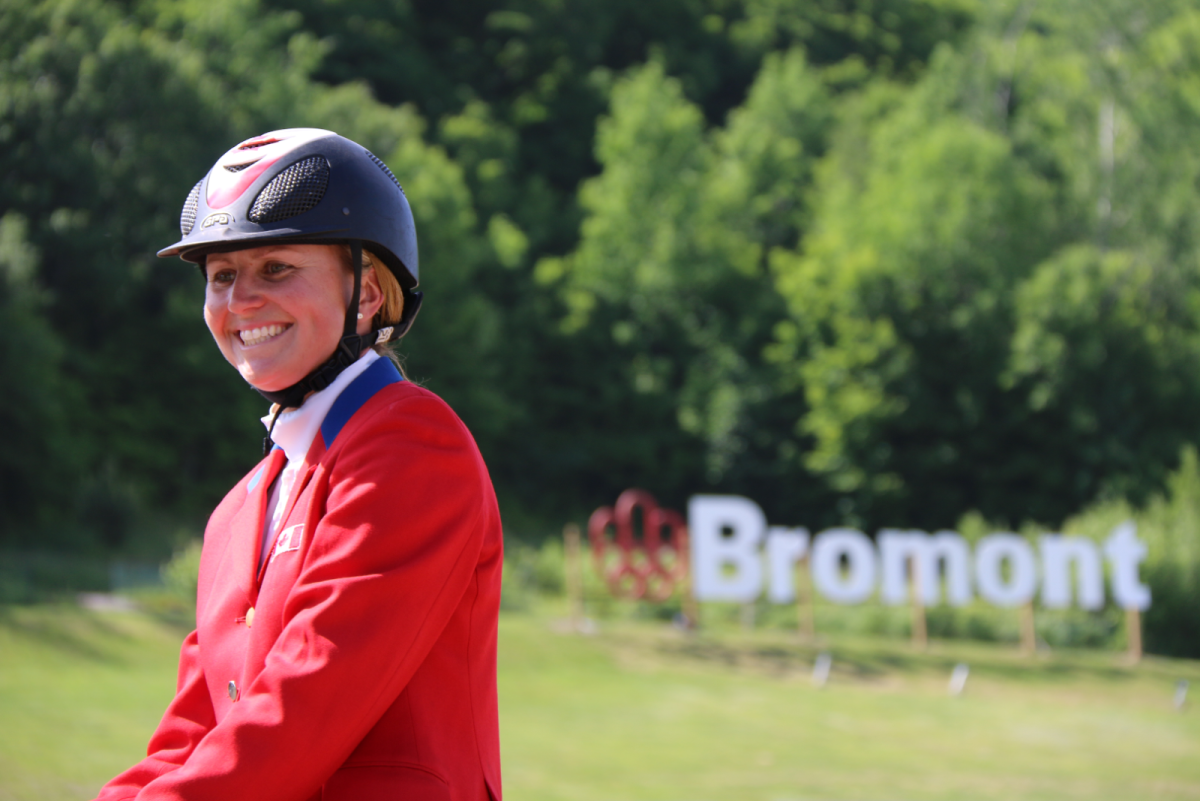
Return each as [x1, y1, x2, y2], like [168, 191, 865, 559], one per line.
[159, 128, 422, 411]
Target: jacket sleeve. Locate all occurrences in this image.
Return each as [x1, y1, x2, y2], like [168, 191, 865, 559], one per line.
[131, 391, 496, 801]
[93, 629, 217, 801]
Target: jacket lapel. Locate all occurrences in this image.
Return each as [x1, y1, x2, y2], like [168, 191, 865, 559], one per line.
[256, 444, 322, 584]
[229, 447, 286, 604]
[250, 358, 403, 583]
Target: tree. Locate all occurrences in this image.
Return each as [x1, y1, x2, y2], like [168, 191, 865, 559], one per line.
[774, 91, 1058, 526]
[538, 54, 839, 523]
[771, 0, 1200, 528]
[0, 0, 503, 549]
[0, 214, 74, 544]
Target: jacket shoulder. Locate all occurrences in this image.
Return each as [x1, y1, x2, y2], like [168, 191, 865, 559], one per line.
[328, 380, 481, 457]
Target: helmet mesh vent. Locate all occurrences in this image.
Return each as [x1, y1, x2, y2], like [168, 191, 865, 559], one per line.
[180, 180, 203, 235]
[365, 150, 404, 193]
[225, 162, 253, 172]
[249, 156, 330, 224]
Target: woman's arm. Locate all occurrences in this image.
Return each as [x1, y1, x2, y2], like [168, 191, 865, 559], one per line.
[92, 629, 217, 801]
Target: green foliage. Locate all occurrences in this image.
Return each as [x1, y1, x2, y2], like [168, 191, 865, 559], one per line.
[0, 552, 109, 604]
[7, 0, 1200, 573]
[1063, 449, 1200, 657]
[775, 91, 1058, 525]
[1008, 246, 1200, 504]
[539, 53, 837, 520]
[770, 2, 1200, 529]
[0, 214, 73, 542]
[0, 0, 518, 547]
[159, 539, 201, 604]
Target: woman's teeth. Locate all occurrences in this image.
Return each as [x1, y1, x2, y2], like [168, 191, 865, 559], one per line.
[239, 324, 288, 347]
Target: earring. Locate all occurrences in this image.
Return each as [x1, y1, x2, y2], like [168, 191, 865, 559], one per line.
[357, 313, 364, 319]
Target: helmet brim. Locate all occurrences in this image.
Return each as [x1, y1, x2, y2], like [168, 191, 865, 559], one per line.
[157, 225, 352, 262]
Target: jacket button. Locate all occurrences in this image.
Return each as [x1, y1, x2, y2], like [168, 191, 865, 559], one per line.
[228, 681, 238, 701]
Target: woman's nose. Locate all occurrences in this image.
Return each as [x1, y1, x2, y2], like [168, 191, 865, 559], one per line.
[227, 275, 265, 313]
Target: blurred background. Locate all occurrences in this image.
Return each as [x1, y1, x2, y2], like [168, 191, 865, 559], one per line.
[3, 0, 1200, 797]
[4, 0, 1200, 652]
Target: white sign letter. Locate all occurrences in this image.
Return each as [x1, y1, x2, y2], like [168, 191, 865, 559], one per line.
[879, 529, 972, 607]
[766, 527, 810, 603]
[1040, 535, 1104, 610]
[974, 534, 1037, 607]
[688, 495, 766, 602]
[1104, 521, 1151, 611]
[812, 529, 877, 604]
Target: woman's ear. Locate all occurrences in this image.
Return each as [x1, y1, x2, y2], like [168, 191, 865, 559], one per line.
[356, 266, 385, 336]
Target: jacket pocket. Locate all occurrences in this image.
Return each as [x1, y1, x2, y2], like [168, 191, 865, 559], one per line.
[322, 763, 450, 800]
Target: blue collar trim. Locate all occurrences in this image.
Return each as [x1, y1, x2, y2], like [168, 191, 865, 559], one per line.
[320, 357, 403, 448]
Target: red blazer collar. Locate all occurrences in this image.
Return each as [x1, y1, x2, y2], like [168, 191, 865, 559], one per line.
[235, 358, 404, 595]
[317, 356, 403, 452]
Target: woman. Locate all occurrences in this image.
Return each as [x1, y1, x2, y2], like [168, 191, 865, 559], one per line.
[94, 129, 503, 801]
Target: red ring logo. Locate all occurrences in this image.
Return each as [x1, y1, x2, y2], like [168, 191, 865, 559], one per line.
[588, 489, 688, 601]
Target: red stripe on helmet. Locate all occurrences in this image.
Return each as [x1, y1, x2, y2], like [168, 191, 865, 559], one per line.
[207, 154, 284, 210]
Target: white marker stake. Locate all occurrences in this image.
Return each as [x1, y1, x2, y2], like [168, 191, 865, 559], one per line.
[948, 663, 969, 696]
[812, 652, 832, 688]
[1176, 680, 1189, 712]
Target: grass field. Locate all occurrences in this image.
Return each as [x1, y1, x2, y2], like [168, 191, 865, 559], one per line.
[2, 601, 1198, 801]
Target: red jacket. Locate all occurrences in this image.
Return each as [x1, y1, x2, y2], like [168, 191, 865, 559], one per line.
[96, 359, 503, 801]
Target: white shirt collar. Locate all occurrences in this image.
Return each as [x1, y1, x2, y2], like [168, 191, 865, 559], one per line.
[260, 350, 381, 463]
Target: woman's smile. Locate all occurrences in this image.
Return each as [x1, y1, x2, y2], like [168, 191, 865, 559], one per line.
[237, 323, 293, 348]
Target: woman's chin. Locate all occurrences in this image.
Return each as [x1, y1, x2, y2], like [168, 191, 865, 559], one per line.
[240, 366, 307, 394]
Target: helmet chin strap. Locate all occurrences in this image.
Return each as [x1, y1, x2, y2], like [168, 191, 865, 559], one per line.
[257, 241, 373, 454]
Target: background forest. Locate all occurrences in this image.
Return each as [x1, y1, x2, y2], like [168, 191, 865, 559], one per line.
[3, 0, 1200, 651]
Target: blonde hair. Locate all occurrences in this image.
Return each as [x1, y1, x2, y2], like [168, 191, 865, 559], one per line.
[341, 245, 407, 372]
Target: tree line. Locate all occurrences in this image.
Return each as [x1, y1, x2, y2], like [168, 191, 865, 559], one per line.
[4, 0, 1200, 565]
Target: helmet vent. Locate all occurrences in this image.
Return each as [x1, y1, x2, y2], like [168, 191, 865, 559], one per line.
[180, 180, 203, 235]
[249, 156, 330, 224]
[365, 150, 404, 194]
[239, 137, 278, 150]
[225, 162, 253, 173]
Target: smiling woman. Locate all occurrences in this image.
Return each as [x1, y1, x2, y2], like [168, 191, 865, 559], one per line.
[92, 129, 504, 801]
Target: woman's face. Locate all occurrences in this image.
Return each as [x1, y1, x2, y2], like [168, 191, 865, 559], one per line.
[203, 244, 379, 392]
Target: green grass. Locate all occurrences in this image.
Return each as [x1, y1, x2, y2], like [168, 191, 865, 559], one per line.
[2, 601, 1199, 800]
[0, 605, 180, 801]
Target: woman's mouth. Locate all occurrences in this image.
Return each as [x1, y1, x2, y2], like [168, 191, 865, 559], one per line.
[238, 324, 290, 347]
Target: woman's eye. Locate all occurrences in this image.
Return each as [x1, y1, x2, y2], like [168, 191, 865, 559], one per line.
[266, 261, 292, 275]
[209, 270, 235, 284]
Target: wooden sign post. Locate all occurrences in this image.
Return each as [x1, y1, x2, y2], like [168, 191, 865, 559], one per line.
[796, 554, 816, 641]
[679, 528, 699, 629]
[1020, 601, 1037, 656]
[910, 557, 927, 650]
[1126, 607, 1143, 664]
